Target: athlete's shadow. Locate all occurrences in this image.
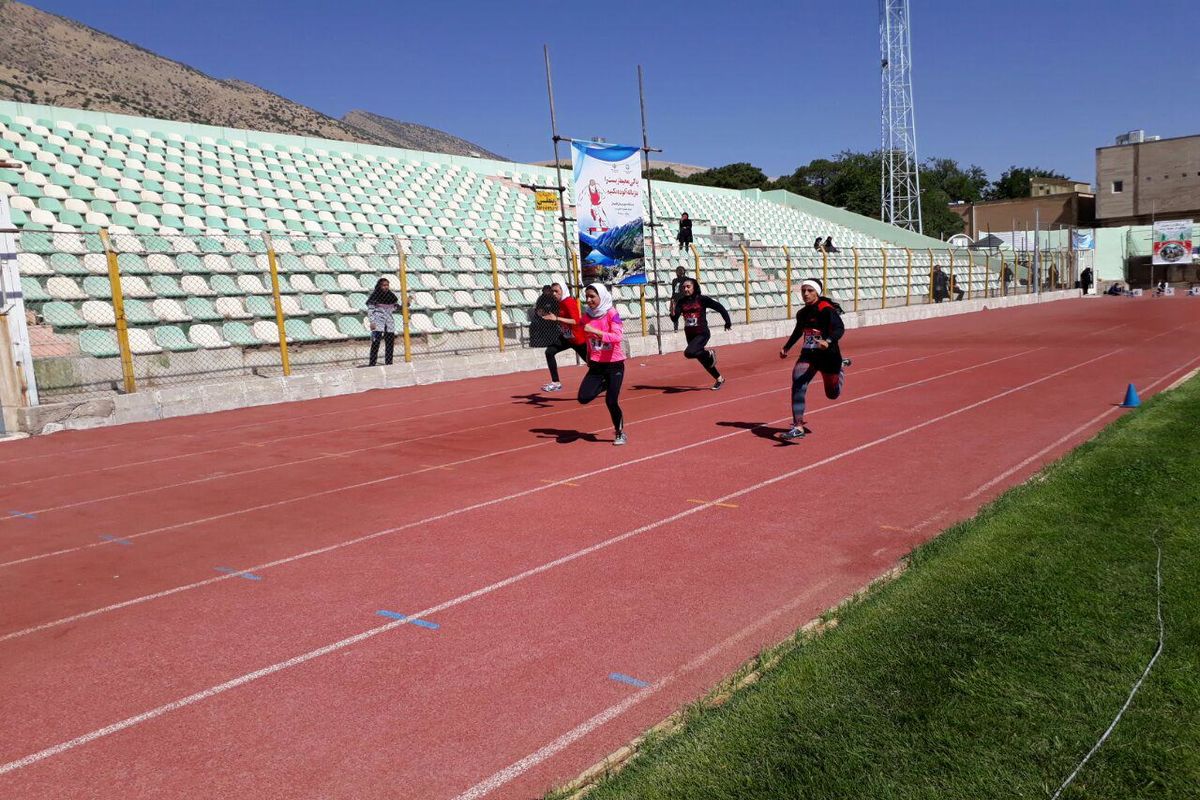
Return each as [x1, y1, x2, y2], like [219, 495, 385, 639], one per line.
[511, 393, 572, 408]
[716, 420, 802, 447]
[631, 384, 704, 394]
[530, 427, 602, 444]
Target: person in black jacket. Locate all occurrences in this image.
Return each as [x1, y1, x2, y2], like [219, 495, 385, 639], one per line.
[932, 265, 950, 302]
[675, 278, 732, 389]
[778, 279, 849, 440]
[677, 212, 694, 253]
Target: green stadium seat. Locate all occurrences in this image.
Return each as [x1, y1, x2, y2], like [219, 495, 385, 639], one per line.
[154, 325, 198, 352]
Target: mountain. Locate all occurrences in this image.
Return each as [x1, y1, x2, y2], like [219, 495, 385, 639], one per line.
[0, 0, 503, 159]
[342, 110, 505, 160]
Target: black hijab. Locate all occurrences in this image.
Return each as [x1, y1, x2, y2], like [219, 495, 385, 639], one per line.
[367, 278, 398, 305]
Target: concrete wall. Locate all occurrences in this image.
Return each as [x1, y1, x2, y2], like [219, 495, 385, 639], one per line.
[15, 289, 1082, 435]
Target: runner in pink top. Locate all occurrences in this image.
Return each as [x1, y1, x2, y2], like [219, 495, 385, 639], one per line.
[577, 283, 627, 445]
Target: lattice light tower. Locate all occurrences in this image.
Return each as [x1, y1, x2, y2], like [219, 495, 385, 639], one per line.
[880, 0, 923, 233]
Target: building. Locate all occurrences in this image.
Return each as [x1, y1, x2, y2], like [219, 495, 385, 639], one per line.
[948, 192, 1095, 240]
[1030, 177, 1091, 196]
[1095, 132, 1200, 226]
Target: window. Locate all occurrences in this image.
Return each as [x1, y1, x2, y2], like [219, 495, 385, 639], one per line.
[1111, 180, 1123, 193]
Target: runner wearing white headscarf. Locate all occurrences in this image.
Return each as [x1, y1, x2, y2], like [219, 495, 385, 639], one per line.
[577, 283, 627, 445]
[777, 278, 851, 440]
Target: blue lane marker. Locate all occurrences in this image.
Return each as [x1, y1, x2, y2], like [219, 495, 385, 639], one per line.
[99, 534, 133, 546]
[213, 566, 263, 581]
[8, 510, 36, 520]
[376, 610, 440, 629]
[609, 672, 650, 689]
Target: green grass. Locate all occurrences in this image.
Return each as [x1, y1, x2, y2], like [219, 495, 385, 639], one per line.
[568, 375, 1200, 800]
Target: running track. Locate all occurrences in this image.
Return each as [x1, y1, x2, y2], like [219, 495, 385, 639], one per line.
[1, 298, 1197, 799]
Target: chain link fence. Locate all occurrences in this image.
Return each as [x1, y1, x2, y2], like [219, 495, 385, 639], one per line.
[13, 228, 1076, 401]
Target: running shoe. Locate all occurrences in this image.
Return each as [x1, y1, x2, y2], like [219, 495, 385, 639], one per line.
[613, 432, 627, 446]
[781, 426, 806, 440]
[711, 376, 725, 391]
[541, 382, 563, 392]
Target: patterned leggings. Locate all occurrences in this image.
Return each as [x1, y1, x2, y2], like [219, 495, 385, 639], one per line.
[791, 361, 843, 424]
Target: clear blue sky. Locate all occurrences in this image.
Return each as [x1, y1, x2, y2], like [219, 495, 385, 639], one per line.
[28, 0, 1200, 184]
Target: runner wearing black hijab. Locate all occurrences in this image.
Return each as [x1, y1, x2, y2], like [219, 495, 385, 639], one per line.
[674, 277, 731, 390]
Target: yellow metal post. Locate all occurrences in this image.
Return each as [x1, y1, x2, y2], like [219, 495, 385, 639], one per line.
[483, 239, 505, 352]
[927, 248, 935, 302]
[639, 285, 648, 337]
[904, 248, 913, 306]
[739, 245, 752, 325]
[98, 229, 136, 393]
[783, 245, 793, 319]
[881, 248, 889, 309]
[570, 248, 581, 299]
[851, 247, 860, 311]
[393, 237, 413, 363]
[692, 244, 701, 282]
[261, 234, 292, 376]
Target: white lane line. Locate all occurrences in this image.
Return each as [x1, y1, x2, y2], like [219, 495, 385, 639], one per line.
[0, 348, 1102, 775]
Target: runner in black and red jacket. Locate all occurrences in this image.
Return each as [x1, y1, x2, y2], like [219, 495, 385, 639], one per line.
[777, 278, 851, 440]
[675, 278, 732, 390]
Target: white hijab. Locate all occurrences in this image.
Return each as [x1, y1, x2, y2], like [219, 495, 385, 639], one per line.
[584, 282, 613, 318]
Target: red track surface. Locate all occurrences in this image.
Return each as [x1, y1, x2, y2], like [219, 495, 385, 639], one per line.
[1, 298, 1197, 799]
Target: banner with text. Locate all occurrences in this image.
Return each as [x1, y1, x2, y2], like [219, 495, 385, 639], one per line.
[1152, 219, 1192, 265]
[571, 141, 645, 286]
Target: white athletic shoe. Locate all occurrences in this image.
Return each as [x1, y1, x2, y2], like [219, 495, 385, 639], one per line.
[613, 432, 627, 446]
[541, 382, 562, 392]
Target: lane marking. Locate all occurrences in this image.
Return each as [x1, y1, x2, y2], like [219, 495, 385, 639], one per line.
[2, 349, 960, 568]
[212, 567, 263, 581]
[375, 611, 439, 629]
[0, 348, 1033, 641]
[687, 499, 739, 509]
[608, 673, 650, 689]
[0, 349, 1113, 775]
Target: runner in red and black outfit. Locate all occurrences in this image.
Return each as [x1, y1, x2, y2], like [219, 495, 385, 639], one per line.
[778, 278, 851, 440]
[537, 278, 588, 392]
[676, 277, 732, 390]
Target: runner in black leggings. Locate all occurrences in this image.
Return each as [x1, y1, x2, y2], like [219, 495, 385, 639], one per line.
[576, 283, 628, 446]
[674, 278, 732, 390]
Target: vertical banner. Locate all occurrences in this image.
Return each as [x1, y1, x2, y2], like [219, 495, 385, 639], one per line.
[570, 141, 645, 285]
[1152, 219, 1192, 265]
[0, 194, 40, 407]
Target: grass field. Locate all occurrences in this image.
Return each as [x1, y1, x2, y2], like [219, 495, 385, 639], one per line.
[566, 375, 1200, 799]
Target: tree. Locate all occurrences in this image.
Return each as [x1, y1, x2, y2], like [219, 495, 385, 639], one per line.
[985, 166, 1067, 200]
[644, 166, 684, 183]
[771, 151, 880, 217]
[918, 157, 986, 240]
[685, 162, 769, 190]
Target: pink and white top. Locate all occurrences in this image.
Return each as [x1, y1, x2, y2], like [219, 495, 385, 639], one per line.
[583, 308, 625, 363]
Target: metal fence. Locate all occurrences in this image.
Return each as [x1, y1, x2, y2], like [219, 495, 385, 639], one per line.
[14, 229, 1077, 401]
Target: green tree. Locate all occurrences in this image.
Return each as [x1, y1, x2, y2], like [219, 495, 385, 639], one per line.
[685, 162, 769, 190]
[644, 166, 684, 182]
[985, 166, 1067, 200]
